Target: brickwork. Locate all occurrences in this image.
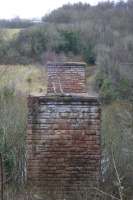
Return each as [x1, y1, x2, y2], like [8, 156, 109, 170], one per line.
[27, 62, 101, 199]
[47, 62, 86, 94]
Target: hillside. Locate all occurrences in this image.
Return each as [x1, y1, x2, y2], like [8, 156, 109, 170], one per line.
[42, 3, 92, 23]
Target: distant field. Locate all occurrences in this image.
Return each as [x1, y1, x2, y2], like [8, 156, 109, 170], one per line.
[0, 28, 21, 40]
[0, 65, 47, 95]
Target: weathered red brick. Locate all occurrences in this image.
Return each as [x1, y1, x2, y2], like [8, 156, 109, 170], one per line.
[27, 62, 101, 199]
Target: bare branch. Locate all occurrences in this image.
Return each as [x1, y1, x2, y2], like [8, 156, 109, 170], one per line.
[111, 148, 124, 200]
[92, 187, 121, 200]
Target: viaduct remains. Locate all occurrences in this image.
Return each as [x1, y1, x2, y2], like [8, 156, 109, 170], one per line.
[27, 62, 101, 199]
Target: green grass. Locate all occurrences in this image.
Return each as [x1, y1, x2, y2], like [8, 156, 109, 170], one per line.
[0, 65, 47, 95]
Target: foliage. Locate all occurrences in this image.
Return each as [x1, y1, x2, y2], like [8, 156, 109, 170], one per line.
[54, 29, 81, 54]
[0, 18, 35, 29]
[0, 87, 27, 184]
[100, 78, 118, 102]
[82, 44, 96, 65]
[42, 3, 91, 24]
[102, 101, 133, 199]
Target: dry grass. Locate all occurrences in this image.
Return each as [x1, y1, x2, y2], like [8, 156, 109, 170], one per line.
[0, 28, 21, 40]
[0, 65, 47, 95]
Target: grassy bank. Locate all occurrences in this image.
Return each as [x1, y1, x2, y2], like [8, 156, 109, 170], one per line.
[0, 64, 47, 95]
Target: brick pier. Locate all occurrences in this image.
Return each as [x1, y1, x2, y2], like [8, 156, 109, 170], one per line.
[27, 62, 101, 199]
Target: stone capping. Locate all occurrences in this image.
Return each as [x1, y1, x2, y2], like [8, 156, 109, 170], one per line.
[28, 94, 100, 104]
[47, 62, 86, 67]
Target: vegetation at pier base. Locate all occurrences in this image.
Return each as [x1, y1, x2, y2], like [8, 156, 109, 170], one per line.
[0, 0, 133, 199]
